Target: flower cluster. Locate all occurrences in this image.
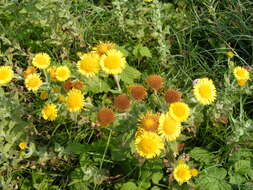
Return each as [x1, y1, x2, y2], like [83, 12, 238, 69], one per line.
[173, 161, 198, 184]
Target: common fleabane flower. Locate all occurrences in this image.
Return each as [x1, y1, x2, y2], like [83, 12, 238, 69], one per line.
[193, 78, 216, 105]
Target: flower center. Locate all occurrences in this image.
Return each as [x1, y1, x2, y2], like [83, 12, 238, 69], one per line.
[58, 70, 68, 78]
[176, 168, 188, 179]
[236, 69, 246, 78]
[36, 55, 47, 66]
[28, 78, 40, 88]
[199, 85, 211, 99]
[138, 138, 156, 154]
[68, 96, 82, 108]
[163, 117, 177, 135]
[80, 57, 99, 72]
[0, 70, 9, 80]
[173, 105, 186, 118]
[104, 55, 120, 70]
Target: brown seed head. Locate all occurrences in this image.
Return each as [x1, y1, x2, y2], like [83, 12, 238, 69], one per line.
[129, 84, 147, 101]
[73, 80, 84, 90]
[146, 75, 164, 91]
[97, 108, 114, 126]
[64, 80, 73, 91]
[114, 94, 131, 111]
[164, 89, 182, 104]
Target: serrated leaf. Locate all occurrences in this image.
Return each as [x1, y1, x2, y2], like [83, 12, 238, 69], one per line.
[120, 64, 141, 84]
[189, 147, 214, 164]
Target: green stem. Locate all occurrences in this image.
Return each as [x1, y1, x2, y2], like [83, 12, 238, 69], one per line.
[113, 74, 121, 92]
[99, 129, 112, 169]
[154, 90, 164, 110]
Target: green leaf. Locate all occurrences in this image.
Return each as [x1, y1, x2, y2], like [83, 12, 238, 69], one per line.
[120, 182, 138, 190]
[229, 173, 246, 184]
[64, 143, 89, 155]
[152, 172, 163, 184]
[85, 76, 110, 93]
[139, 46, 152, 58]
[189, 147, 214, 164]
[206, 167, 227, 179]
[137, 180, 151, 189]
[151, 187, 161, 190]
[117, 46, 129, 57]
[132, 44, 152, 59]
[120, 64, 141, 84]
[196, 167, 231, 190]
[234, 160, 251, 175]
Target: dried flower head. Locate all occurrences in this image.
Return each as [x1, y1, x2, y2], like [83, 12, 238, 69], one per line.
[146, 75, 164, 91]
[164, 89, 182, 104]
[64, 80, 73, 91]
[97, 108, 115, 126]
[73, 80, 84, 90]
[129, 84, 147, 101]
[114, 94, 131, 111]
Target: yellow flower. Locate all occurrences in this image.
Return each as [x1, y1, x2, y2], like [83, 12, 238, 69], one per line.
[66, 89, 84, 112]
[191, 169, 199, 177]
[138, 111, 159, 132]
[173, 163, 192, 184]
[41, 103, 57, 121]
[40, 91, 48, 100]
[77, 52, 100, 77]
[93, 42, 116, 56]
[237, 79, 246, 86]
[135, 131, 164, 159]
[56, 66, 71, 82]
[0, 66, 14, 85]
[169, 102, 190, 122]
[25, 73, 42, 92]
[193, 78, 216, 105]
[233, 66, 249, 80]
[100, 49, 126, 74]
[19, 142, 27, 150]
[226, 51, 235, 58]
[32, 53, 51, 69]
[24, 66, 37, 78]
[158, 113, 181, 141]
[47, 66, 57, 81]
[58, 95, 66, 102]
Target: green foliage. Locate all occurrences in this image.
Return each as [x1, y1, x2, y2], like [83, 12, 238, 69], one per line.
[1, 0, 253, 189]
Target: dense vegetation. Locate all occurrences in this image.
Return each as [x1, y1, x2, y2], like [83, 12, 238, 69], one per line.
[0, 0, 253, 189]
